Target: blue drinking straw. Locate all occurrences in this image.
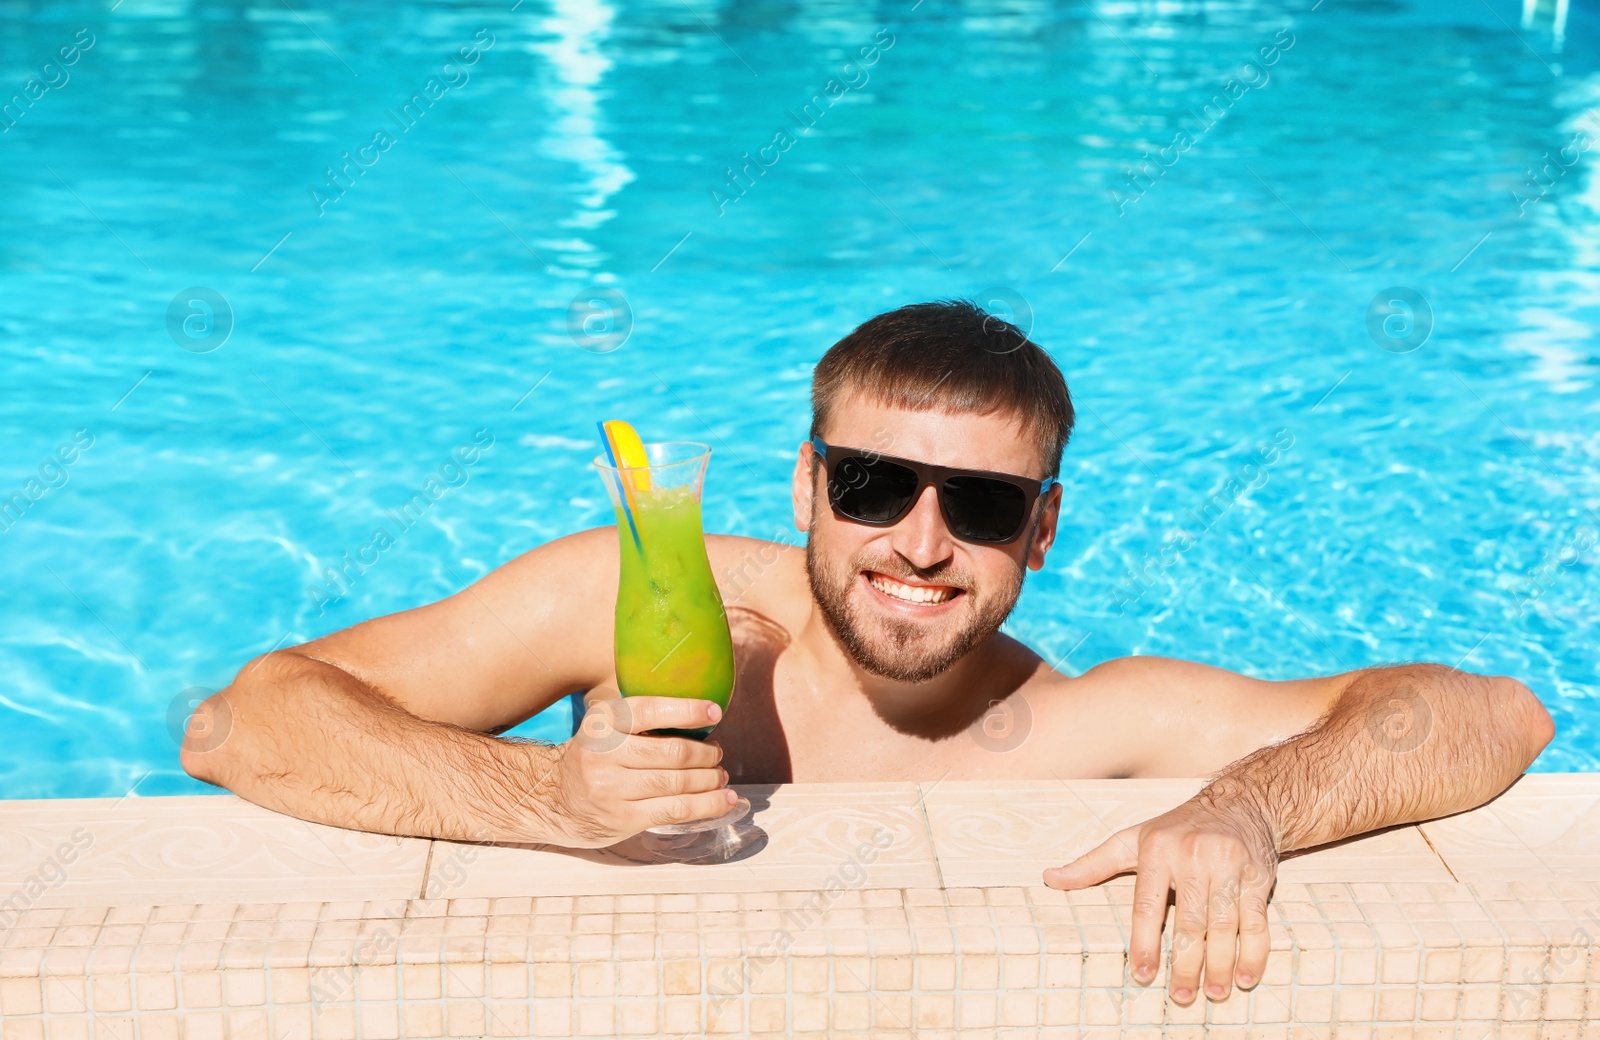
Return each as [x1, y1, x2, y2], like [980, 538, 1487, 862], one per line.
[596, 421, 644, 553]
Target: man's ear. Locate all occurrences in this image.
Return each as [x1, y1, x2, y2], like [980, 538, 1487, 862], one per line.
[792, 441, 816, 534]
[1027, 483, 1062, 571]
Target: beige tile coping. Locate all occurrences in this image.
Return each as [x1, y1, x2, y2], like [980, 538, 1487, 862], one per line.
[0, 773, 1596, 1037]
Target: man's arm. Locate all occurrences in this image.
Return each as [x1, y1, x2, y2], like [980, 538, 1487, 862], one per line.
[1196, 663, 1553, 851]
[180, 527, 736, 846]
[1044, 658, 1555, 1005]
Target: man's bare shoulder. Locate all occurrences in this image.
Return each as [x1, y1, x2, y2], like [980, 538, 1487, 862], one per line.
[489, 525, 619, 601]
[1020, 654, 1346, 778]
[287, 525, 625, 733]
[706, 532, 811, 625]
[1036, 653, 1322, 698]
[1015, 652, 1232, 700]
[1071, 654, 1261, 697]
[487, 528, 808, 633]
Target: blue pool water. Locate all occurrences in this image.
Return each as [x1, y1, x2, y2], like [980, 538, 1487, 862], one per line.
[1, 0, 1596, 798]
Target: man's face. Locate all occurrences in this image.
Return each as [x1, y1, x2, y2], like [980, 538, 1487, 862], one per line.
[791, 392, 1061, 683]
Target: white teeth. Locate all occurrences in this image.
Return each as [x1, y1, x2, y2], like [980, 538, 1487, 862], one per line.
[868, 573, 957, 605]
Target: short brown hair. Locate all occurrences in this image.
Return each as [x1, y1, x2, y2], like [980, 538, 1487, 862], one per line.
[810, 300, 1075, 478]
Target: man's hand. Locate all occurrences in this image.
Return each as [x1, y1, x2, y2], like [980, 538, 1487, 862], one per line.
[536, 696, 739, 849]
[1032, 662, 1552, 1006]
[1041, 794, 1278, 1005]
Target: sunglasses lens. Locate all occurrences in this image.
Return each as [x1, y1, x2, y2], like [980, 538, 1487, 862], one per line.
[941, 476, 1029, 543]
[830, 455, 919, 523]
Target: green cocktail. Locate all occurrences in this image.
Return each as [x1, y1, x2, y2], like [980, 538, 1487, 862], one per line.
[595, 438, 748, 834]
[613, 481, 735, 737]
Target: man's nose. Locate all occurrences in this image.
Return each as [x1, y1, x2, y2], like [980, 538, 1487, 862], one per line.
[888, 483, 956, 569]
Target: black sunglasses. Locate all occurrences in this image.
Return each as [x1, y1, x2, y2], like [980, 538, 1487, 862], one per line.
[810, 436, 1057, 546]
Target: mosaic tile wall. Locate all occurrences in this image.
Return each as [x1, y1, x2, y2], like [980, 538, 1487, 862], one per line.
[1, 776, 1595, 1036]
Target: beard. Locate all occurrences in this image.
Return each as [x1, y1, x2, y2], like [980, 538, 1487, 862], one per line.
[804, 531, 1025, 683]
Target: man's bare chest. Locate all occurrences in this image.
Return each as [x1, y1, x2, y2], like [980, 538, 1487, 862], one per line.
[709, 618, 1086, 784]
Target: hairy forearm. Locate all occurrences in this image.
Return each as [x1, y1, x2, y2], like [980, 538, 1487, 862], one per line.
[181, 650, 564, 844]
[1199, 664, 1556, 853]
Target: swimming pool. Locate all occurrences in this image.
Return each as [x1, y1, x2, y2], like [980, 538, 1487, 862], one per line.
[1, 0, 1595, 798]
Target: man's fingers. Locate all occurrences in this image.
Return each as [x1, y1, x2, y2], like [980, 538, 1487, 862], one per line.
[1167, 875, 1208, 1004]
[1203, 876, 1242, 1001]
[600, 695, 723, 736]
[1235, 883, 1272, 990]
[637, 789, 739, 829]
[619, 735, 723, 770]
[1127, 862, 1171, 986]
[1042, 825, 1139, 890]
[623, 767, 727, 800]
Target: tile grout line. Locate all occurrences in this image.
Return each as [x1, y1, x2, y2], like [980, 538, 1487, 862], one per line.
[1460, 879, 1519, 1023]
[853, 894, 873, 1034]
[983, 891, 1007, 1031]
[1415, 825, 1460, 883]
[1068, 886, 1090, 1030]
[1378, 877, 1428, 1026]
[913, 780, 944, 891]
[944, 885, 963, 1034]
[1280, 900, 1303, 1039]
[1315, 882, 1342, 1029]
[1026, 891, 1045, 1032]
[416, 841, 438, 900]
[1435, 876, 1481, 1028]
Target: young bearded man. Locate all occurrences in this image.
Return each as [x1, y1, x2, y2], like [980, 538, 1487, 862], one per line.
[183, 300, 1554, 1006]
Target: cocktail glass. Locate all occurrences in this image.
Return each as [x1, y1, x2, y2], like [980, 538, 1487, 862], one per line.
[593, 440, 750, 835]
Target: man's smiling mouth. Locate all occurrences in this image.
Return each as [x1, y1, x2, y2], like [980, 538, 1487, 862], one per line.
[864, 570, 963, 606]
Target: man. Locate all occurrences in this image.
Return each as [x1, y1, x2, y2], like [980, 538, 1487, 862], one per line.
[183, 300, 1554, 1007]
